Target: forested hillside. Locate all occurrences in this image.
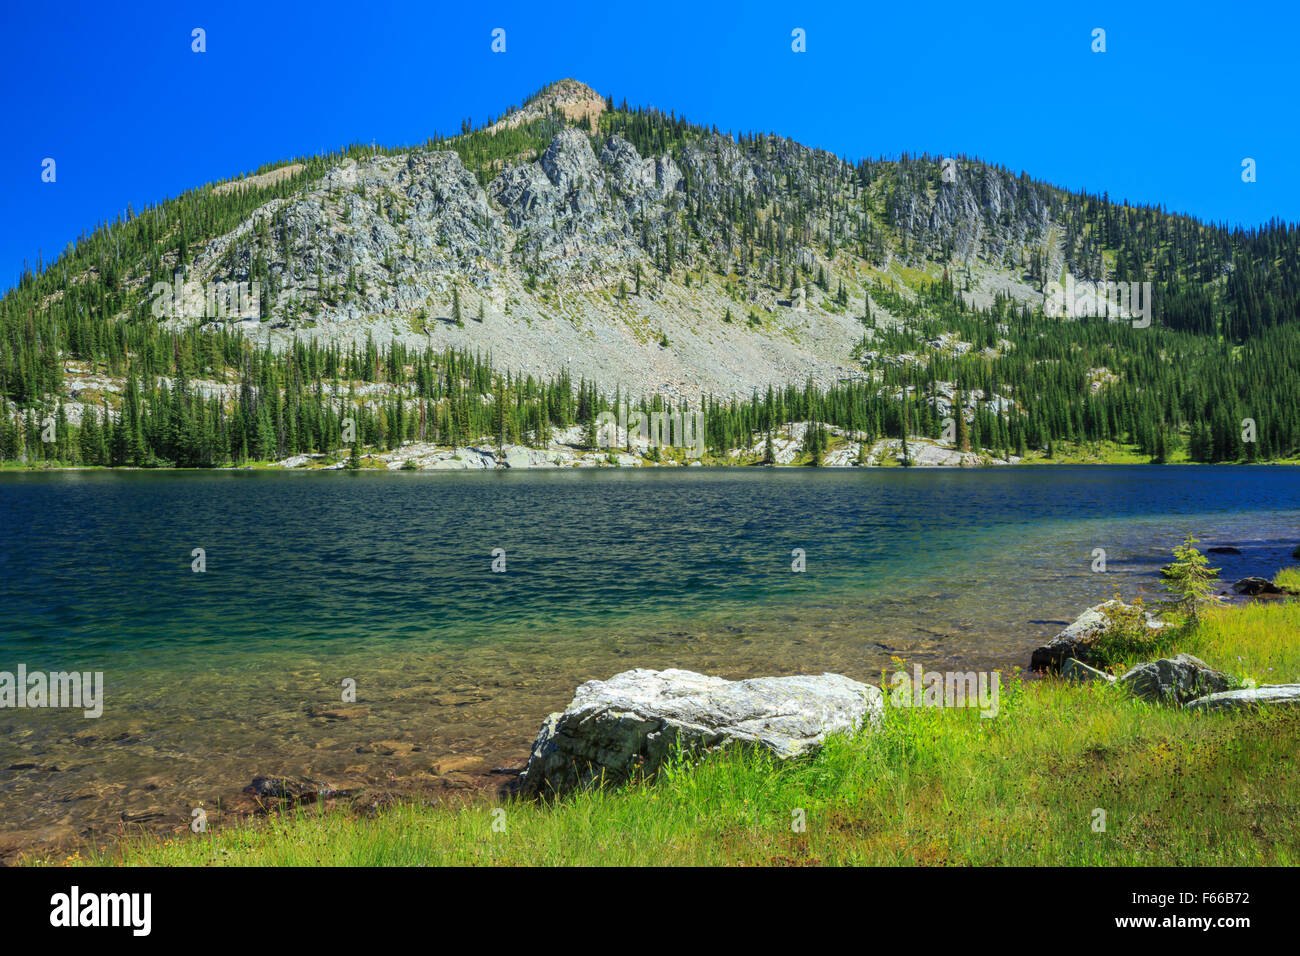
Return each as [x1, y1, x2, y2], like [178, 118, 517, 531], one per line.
[3, 79, 1298, 467]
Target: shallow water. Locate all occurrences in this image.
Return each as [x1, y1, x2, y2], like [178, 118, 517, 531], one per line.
[1, 466, 1297, 854]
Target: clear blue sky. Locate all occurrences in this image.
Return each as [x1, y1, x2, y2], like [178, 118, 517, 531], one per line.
[3, 0, 1297, 292]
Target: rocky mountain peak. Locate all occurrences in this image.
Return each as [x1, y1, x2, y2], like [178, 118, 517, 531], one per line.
[486, 78, 606, 134]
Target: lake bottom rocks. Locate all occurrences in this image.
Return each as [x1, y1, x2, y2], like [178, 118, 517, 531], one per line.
[242, 776, 356, 810]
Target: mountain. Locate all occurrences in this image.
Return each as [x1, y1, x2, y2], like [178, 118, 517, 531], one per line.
[3, 79, 1300, 468]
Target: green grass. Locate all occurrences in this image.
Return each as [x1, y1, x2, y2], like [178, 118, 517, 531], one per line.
[1017, 440, 1181, 465]
[50, 599, 1300, 867]
[1275, 567, 1300, 593]
[1015, 439, 1300, 466]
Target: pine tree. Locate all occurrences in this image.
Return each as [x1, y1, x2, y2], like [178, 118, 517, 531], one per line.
[1160, 535, 1220, 626]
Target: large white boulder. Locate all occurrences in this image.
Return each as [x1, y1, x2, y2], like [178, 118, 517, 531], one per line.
[519, 668, 882, 796]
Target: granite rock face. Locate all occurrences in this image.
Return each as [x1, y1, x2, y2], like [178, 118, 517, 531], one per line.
[145, 80, 1082, 405]
[519, 668, 882, 796]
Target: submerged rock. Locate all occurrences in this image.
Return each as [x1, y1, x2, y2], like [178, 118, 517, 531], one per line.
[1232, 577, 1285, 596]
[1207, 546, 1243, 555]
[1030, 601, 1164, 671]
[1117, 654, 1231, 704]
[242, 776, 353, 809]
[519, 668, 882, 797]
[1186, 684, 1300, 712]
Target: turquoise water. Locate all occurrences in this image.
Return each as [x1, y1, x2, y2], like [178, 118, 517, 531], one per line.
[0, 466, 1297, 853]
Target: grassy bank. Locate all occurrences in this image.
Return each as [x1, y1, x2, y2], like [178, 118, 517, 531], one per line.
[1014, 439, 1300, 466]
[64, 589, 1300, 868]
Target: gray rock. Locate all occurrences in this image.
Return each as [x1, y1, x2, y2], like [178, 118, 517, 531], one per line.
[1186, 684, 1300, 712]
[501, 447, 535, 469]
[1062, 657, 1115, 684]
[1117, 654, 1231, 704]
[1030, 600, 1165, 671]
[519, 668, 882, 797]
[599, 135, 654, 193]
[540, 127, 600, 193]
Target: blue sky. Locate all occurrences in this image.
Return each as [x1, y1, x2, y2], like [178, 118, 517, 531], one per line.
[3, 0, 1297, 292]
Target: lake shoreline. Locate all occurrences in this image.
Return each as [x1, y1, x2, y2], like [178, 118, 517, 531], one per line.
[5, 422, 1300, 473]
[5, 456, 1300, 473]
[41, 585, 1300, 867]
[7, 566, 1294, 866]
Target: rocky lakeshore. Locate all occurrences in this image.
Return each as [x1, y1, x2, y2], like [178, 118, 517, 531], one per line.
[263, 421, 1019, 471]
[279, 557, 1300, 808]
[514, 577, 1299, 798]
[10, 547, 1292, 867]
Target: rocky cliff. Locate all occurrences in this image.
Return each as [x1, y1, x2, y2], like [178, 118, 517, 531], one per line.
[147, 79, 1084, 401]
